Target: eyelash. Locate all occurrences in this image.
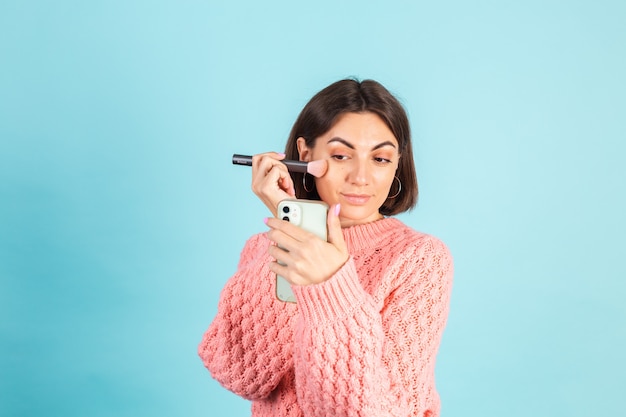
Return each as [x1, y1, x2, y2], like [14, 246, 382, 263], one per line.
[331, 154, 393, 164]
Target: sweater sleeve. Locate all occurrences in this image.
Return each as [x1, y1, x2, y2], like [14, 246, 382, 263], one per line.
[290, 235, 454, 416]
[197, 233, 297, 400]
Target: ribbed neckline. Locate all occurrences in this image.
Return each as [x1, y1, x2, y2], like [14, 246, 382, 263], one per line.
[341, 217, 406, 252]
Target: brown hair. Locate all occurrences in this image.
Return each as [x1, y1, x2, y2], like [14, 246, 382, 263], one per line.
[284, 78, 418, 215]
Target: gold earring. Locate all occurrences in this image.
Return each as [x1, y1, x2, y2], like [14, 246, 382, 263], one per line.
[303, 173, 314, 193]
[388, 176, 402, 199]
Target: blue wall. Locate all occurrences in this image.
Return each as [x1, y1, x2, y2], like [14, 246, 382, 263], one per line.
[1, 1, 625, 416]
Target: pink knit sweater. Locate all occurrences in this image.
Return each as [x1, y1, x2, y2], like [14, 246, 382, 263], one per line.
[198, 217, 453, 417]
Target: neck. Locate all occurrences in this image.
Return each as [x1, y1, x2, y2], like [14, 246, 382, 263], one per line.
[339, 213, 384, 228]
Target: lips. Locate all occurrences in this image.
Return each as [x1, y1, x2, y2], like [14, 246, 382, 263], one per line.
[341, 193, 371, 205]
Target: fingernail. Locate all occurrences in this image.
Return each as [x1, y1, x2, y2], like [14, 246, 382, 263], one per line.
[277, 152, 285, 157]
[263, 217, 268, 224]
[334, 204, 341, 216]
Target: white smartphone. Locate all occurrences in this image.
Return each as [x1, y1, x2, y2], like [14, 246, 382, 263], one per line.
[275, 199, 329, 303]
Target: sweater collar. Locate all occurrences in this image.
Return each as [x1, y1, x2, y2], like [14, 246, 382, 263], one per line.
[341, 217, 405, 252]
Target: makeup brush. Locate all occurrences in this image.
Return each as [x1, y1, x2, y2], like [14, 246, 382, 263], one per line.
[232, 154, 328, 178]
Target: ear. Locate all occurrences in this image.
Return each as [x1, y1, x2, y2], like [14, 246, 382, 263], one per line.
[296, 137, 312, 162]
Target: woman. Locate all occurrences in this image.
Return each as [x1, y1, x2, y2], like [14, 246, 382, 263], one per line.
[198, 79, 454, 417]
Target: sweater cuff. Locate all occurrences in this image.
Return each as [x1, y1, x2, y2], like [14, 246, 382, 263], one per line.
[291, 258, 367, 325]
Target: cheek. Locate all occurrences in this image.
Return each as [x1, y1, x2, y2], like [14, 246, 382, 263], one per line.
[377, 171, 397, 188]
[314, 171, 342, 199]
[314, 177, 334, 196]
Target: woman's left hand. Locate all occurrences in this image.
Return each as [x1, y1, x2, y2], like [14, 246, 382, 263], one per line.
[265, 204, 349, 286]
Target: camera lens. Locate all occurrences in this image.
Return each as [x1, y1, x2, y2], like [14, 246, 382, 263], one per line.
[282, 216, 290, 222]
[282, 206, 290, 213]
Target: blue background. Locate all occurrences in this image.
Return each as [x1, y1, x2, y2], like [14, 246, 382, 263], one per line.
[1, 1, 625, 416]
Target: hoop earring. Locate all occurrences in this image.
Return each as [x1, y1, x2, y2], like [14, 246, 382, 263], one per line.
[303, 173, 314, 193]
[388, 176, 402, 199]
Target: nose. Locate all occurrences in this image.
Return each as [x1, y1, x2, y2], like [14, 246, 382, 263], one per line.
[348, 158, 369, 186]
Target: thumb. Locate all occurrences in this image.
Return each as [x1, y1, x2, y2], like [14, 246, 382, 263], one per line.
[326, 204, 346, 250]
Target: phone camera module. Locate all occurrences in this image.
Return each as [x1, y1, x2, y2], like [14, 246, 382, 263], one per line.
[282, 206, 290, 214]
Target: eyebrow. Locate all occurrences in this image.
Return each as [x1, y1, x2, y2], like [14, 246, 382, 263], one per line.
[327, 137, 397, 151]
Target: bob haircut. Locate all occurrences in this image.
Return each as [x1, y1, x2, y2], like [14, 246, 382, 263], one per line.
[284, 78, 418, 216]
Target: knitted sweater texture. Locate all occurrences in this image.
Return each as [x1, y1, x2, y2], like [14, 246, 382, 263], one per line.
[198, 217, 454, 417]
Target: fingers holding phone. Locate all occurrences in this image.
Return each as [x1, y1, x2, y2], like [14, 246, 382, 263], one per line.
[266, 199, 348, 300]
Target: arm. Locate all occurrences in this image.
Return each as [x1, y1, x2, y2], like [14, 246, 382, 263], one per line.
[197, 233, 297, 400]
[290, 236, 454, 416]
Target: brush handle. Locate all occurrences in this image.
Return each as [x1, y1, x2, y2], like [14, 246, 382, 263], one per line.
[232, 154, 308, 173]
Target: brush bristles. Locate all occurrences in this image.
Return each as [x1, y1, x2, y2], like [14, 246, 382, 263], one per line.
[307, 159, 328, 178]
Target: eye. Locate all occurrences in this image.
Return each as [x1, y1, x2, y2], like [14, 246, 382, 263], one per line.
[331, 154, 349, 161]
[374, 157, 393, 164]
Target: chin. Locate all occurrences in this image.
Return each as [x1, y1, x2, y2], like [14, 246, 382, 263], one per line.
[339, 206, 379, 224]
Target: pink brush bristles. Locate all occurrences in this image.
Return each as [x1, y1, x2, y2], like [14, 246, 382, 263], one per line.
[306, 159, 328, 177]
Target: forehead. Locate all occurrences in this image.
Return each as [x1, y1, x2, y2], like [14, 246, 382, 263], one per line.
[320, 112, 399, 148]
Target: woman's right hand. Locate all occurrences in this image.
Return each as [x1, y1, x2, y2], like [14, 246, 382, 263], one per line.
[251, 152, 296, 217]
